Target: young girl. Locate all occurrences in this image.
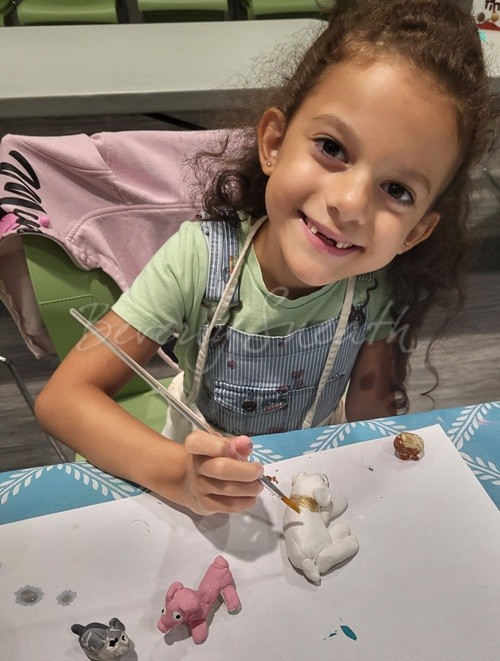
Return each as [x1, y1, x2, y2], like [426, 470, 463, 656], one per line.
[36, 0, 493, 516]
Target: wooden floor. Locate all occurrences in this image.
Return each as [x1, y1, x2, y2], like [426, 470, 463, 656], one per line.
[1, 113, 499, 471]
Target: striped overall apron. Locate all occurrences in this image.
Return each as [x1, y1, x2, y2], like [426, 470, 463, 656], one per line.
[163, 217, 369, 440]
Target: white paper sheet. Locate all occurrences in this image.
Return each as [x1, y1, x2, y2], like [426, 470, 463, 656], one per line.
[1, 425, 499, 660]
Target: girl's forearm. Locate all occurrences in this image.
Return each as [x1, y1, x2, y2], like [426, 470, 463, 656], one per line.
[35, 383, 189, 507]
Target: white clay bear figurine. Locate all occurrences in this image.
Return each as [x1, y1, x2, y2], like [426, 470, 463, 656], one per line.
[283, 472, 359, 584]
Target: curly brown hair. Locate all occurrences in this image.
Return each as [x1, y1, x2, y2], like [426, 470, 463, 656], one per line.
[196, 0, 494, 412]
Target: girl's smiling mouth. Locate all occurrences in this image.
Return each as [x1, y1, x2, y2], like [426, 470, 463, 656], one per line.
[299, 212, 360, 253]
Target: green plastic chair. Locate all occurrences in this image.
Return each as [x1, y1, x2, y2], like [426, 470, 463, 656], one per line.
[242, 0, 323, 20]
[22, 235, 173, 437]
[137, 0, 229, 23]
[15, 0, 121, 25]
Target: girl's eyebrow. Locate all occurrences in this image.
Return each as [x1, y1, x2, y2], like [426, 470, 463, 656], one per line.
[311, 113, 432, 194]
[395, 166, 431, 195]
[312, 113, 360, 149]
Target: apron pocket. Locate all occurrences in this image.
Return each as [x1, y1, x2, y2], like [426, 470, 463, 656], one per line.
[206, 381, 291, 435]
[213, 380, 290, 415]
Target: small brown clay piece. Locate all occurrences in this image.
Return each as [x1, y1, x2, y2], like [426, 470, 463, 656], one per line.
[393, 432, 424, 461]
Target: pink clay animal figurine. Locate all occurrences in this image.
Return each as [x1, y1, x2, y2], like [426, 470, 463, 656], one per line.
[157, 555, 241, 644]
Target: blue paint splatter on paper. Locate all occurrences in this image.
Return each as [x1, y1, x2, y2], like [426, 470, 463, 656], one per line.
[323, 631, 338, 640]
[340, 625, 358, 641]
[324, 622, 358, 642]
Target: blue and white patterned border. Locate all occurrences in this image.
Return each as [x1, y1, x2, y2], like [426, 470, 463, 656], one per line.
[2, 402, 499, 523]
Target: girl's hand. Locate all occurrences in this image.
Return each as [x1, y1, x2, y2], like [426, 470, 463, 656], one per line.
[183, 431, 264, 515]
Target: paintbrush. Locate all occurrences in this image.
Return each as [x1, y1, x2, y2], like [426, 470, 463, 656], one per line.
[69, 308, 300, 514]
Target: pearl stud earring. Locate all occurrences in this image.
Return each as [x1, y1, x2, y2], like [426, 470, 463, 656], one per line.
[265, 160, 272, 167]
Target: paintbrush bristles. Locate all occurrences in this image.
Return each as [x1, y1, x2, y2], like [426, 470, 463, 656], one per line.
[282, 495, 301, 514]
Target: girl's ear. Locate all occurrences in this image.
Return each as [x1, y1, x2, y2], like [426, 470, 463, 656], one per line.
[258, 108, 286, 175]
[400, 211, 440, 254]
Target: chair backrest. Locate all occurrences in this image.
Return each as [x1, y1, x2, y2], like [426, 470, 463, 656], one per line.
[244, 0, 323, 20]
[16, 0, 120, 25]
[137, 0, 229, 22]
[0, 129, 224, 358]
[1, 128, 226, 435]
[23, 234, 151, 399]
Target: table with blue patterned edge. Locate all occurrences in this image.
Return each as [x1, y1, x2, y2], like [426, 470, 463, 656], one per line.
[1, 402, 499, 525]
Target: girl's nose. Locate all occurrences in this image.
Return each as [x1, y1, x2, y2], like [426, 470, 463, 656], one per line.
[325, 170, 371, 225]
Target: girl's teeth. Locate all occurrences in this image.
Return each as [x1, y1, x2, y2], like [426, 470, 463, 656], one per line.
[305, 218, 353, 249]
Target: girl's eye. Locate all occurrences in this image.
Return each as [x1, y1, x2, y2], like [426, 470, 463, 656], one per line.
[382, 182, 414, 206]
[315, 137, 347, 163]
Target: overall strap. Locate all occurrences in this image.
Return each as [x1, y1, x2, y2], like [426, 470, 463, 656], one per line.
[188, 216, 268, 404]
[201, 219, 241, 311]
[301, 276, 356, 429]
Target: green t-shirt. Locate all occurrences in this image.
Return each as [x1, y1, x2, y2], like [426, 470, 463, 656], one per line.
[112, 219, 393, 393]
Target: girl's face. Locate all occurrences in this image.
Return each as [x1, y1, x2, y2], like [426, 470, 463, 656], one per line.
[255, 58, 460, 297]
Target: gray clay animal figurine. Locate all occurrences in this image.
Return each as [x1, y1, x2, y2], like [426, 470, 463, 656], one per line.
[71, 618, 130, 660]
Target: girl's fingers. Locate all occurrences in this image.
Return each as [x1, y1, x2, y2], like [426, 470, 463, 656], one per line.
[185, 470, 262, 515]
[185, 432, 263, 480]
[195, 473, 263, 498]
[184, 430, 264, 514]
[229, 435, 253, 460]
[193, 453, 263, 482]
[193, 494, 259, 515]
[184, 430, 241, 458]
